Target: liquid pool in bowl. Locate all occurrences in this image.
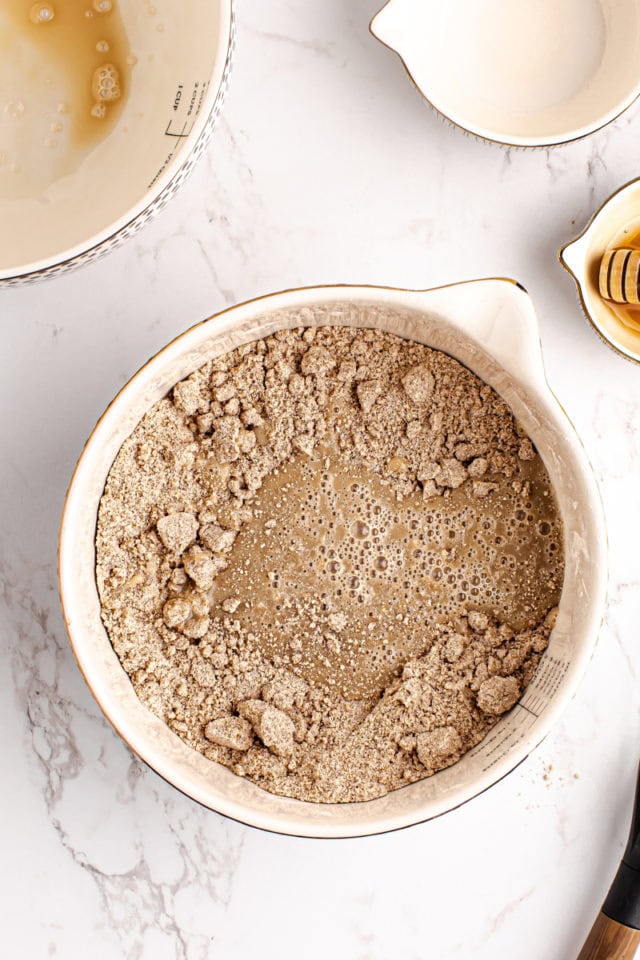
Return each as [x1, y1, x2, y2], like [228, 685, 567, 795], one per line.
[0, 0, 233, 283]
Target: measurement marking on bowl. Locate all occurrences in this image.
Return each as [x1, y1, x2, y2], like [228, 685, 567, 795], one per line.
[165, 121, 191, 139]
[164, 79, 210, 139]
[147, 78, 213, 187]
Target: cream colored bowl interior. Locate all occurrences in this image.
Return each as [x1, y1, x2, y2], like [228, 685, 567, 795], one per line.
[561, 178, 640, 365]
[0, 0, 232, 282]
[59, 280, 607, 838]
[371, 0, 640, 146]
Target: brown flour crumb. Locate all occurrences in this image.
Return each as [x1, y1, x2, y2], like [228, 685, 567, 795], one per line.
[96, 324, 564, 803]
[476, 676, 521, 715]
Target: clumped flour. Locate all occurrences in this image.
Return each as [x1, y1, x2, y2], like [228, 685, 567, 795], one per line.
[96, 326, 564, 803]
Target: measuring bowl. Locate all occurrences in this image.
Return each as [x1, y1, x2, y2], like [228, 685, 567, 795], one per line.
[0, 0, 233, 285]
[59, 279, 607, 837]
[560, 178, 640, 365]
[370, 0, 640, 147]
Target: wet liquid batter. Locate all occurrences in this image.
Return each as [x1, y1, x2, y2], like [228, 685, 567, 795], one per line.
[0, 0, 132, 197]
[213, 448, 563, 701]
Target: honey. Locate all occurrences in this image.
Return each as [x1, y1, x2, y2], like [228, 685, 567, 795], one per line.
[0, 0, 132, 197]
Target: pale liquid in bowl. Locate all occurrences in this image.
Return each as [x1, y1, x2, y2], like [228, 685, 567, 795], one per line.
[0, 0, 133, 199]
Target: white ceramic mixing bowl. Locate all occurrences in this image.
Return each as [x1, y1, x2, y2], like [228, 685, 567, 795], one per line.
[371, 0, 640, 147]
[0, 0, 233, 285]
[59, 279, 607, 837]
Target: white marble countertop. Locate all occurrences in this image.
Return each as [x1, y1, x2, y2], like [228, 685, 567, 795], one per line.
[2, 2, 640, 958]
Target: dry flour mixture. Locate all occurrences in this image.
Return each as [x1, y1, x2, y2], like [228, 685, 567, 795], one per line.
[96, 326, 563, 802]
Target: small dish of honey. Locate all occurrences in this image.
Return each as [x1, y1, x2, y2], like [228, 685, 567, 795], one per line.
[560, 178, 640, 364]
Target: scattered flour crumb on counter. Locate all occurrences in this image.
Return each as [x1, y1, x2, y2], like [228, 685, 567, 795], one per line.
[96, 325, 564, 803]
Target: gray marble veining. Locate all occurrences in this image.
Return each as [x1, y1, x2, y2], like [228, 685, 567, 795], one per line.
[2, 1, 640, 957]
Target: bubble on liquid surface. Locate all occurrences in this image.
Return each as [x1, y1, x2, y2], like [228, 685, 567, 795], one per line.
[30, 3, 55, 24]
[6, 101, 26, 119]
[208, 445, 564, 699]
[96, 40, 110, 53]
[93, 0, 113, 12]
[92, 63, 121, 102]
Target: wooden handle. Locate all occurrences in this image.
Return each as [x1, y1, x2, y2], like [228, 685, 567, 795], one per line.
[577, 912, 640, 960]
[600, 248, 640, 305]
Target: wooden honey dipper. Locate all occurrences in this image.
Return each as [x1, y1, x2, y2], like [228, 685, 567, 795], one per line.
[599, 248, 640, 305]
